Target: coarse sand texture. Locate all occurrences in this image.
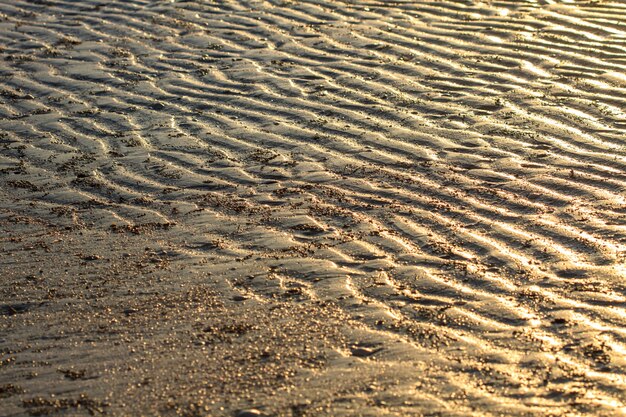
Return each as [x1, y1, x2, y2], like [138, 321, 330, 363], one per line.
[2, 1, 626, 416]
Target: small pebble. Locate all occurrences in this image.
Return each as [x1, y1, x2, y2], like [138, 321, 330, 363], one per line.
[232, 295, 248, 302]
[124, 308, 139, 316]
[236, 409, 263, 417]
[350, 346, 380, 358]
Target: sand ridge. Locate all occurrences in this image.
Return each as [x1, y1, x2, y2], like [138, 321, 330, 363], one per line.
[2, 0, 626, 416]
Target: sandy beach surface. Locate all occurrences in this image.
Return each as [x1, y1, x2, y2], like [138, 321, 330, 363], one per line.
[2, 0, 626, 415]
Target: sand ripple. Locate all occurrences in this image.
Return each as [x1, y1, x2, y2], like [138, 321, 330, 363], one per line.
[2, 1, 626, 415]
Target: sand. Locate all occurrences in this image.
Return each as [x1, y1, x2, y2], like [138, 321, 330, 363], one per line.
[1, 0, 626, 416]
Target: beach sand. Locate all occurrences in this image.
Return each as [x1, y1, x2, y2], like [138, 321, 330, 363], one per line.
[2, 0, 626, 415]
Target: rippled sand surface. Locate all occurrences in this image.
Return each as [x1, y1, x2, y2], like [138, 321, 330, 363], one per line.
[2, 1, 626, 416]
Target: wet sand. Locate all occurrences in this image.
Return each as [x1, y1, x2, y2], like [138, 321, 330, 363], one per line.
[2, 0, 626, 416]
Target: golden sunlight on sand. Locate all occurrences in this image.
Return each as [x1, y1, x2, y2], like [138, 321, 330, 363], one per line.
[2, 1, 626, 416]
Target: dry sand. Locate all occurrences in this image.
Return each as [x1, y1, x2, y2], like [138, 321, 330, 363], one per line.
[2, 0, 626, 416]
